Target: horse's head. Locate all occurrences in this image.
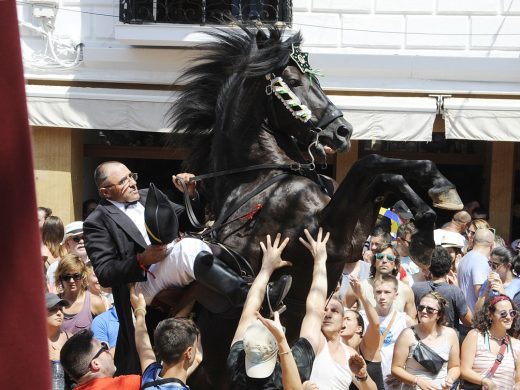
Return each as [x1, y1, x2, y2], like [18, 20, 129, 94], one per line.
[262, 38, 352, 160]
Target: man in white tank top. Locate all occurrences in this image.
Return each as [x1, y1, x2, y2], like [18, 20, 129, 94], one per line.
[374, 275, 415, 389]
[309, 295, 378, 390]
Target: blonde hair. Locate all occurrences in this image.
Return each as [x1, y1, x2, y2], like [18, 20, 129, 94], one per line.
[471, 218, 490, 231]
[55, 254, 89, 291]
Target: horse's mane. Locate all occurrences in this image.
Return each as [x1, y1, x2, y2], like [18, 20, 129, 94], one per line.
[169, 27, 303, 173]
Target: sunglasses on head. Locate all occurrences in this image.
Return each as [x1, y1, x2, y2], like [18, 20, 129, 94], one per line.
[60, 273, 82, 282]
[417, 304, 439, 314]
[70, 235, 84, 243]
[497, 309, 517, 319]
[375, 253, 396, 262]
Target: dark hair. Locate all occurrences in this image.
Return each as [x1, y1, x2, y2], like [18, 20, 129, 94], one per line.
[42, 216, 65, 258]
[371, 227, 392, 244]
[491, 246, 520, 276]
[429, 246, 452, 278]
[83, 199, 98, 219]
[397, 222, 417, 239]
[473, 294, 519, 335]
[154, 318, 200, 365]
[38, 206, 52, 219]
[345, 309, 365, 335]
[370, 244, 400, 277]
[419, 291, 447, 325]
[60, 330, 95, 381]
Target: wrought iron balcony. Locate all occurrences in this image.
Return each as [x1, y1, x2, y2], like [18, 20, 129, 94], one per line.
[120, 0, 292, 26]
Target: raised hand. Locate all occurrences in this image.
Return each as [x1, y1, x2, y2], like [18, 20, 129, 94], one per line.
[256, 310, 286, 344]
[348, 275, 363, 298]
[259, 233, 292, 273]
[348, 354, 367, 378]
[129, 284, 146, 312]
[299, 227, 329, 263]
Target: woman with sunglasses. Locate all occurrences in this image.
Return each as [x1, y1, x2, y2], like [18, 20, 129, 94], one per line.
[391, 291, 460, 390]
[345, 244, 417, 320]
[55, 254, 106, 334]
[465, 219, 490, 253]
[460, 295, 520, 390]
[475, 247, 520, 312]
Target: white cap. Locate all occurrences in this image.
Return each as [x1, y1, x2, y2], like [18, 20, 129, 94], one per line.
[61, 221, 83, 244]
[243, 319, 278, 378]
[438, 231, 465, 249]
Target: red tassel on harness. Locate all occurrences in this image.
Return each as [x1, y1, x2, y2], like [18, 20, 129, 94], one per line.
[240, 204, 263, 221]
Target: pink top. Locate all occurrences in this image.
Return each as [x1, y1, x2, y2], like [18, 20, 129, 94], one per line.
[471, 332, 519, 390]
[61, 291, 93, 334]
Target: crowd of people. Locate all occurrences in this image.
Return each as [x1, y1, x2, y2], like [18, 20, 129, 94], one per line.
[41, 160, 520, 390]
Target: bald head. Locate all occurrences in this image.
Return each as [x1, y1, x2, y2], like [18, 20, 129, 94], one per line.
[94, 161, 123, 189]
[474, 228, 494, 246]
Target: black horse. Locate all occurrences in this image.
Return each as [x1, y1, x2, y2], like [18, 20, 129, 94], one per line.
[169, 27, 462, 387]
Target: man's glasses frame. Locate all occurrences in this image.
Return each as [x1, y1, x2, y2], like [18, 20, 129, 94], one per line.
[101, 172, 138, 189]
[80, 342, 109, 378]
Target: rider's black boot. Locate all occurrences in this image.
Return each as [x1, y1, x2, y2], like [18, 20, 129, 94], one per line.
[193, 251, 292, 313]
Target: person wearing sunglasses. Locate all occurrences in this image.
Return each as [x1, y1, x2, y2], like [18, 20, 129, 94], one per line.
[460, 295, 520, 390]
[55, 254, 106, 335]
[392, 291, 460, 390]
[60, 330, 140, 389]
[345, 243, 417, 320]
[47, 293, 72, 390]
[47, 221, 89, 294]
[475, 246, 520, 312]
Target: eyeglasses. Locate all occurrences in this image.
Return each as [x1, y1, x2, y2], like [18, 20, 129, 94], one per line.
[375, 253, 396, 262]
[101, 172, 138, 189]
[80, 341, 109, 377]
[496, 310, 517, 319]
[91, 342, 109, 361]
[71, 235, 84, 243]
[488, 261, 503, 271]
[60, 273, 82, 282]
[417, 304, 439, 314]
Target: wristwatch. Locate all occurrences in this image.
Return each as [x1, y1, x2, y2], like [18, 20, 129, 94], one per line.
[355, 375, 368, 382]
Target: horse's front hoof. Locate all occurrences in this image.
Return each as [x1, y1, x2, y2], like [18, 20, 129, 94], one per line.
[430, 188, 463, 210]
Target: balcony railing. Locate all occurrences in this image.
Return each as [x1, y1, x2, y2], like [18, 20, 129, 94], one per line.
[120, 0, 292, 26]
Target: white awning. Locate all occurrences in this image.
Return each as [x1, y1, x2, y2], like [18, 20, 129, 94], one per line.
[26, 85, 173, 132]
[444, 98, 520, 142]
[26, 85, 437, 141]
[330, 96, 437, 142]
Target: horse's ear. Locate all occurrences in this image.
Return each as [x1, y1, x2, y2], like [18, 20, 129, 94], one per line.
[256, 29, 268, 48]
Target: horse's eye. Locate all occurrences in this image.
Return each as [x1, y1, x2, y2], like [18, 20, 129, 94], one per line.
[287, 79, 302, 88]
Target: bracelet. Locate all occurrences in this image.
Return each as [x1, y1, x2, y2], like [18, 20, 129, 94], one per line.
[134, 307, 147, 317]
[355, 375, 368, 382]
[278, 350, 291, 356]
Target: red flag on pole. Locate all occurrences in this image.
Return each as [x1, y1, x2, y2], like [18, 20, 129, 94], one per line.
[0, 0, 50, 388]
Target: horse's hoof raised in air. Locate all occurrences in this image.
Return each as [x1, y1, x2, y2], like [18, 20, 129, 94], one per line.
[430, 188, 463, 210]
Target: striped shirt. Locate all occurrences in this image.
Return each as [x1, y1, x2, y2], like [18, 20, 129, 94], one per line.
[471, 331, 519, 390]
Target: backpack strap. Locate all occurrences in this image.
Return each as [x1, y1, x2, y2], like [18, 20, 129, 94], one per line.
[141, 377, 189, 389]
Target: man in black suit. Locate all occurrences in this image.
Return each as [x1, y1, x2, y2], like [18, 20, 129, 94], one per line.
[84, 161, 290, 375]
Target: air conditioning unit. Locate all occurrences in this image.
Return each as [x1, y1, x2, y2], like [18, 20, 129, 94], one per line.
[31, 0, 59, 18]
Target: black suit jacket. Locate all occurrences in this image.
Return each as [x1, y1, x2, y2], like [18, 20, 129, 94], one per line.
[84, 188, 200, 375]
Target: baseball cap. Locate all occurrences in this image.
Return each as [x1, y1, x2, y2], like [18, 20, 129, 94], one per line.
[392, 200, 413, 220]
[439, 231, 465, 248]
[61, 221, 83, 244]
[243, 320, 278, 378]
[46, 293, 69, 310]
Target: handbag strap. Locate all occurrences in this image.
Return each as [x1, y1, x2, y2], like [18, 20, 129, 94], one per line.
[487, 335, 509, 378]
[379, 310, 397, 349]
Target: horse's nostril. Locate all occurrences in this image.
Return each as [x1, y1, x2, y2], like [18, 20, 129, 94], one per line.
[336, 126, 350, 138]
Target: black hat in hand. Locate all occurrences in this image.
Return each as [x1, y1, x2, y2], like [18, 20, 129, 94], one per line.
[144, 183, 179, 245]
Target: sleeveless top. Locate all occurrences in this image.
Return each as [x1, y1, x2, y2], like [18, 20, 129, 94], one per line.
[61, 291, 93, 334]
[400, 328, 451, 389]
[360, 278, 408, 312]
[470, 332, 518, 390]
[309, 340, 353, 390]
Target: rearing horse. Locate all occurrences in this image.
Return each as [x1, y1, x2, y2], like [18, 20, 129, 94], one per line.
[170, 27, 462, 387]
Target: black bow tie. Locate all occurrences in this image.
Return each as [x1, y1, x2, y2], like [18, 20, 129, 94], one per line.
[124, 201, 138, 209]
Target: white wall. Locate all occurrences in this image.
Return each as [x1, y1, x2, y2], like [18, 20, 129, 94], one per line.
[17, 0, 520, 93]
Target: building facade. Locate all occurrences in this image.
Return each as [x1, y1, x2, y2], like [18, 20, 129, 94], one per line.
[17, 0, 520, 239]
